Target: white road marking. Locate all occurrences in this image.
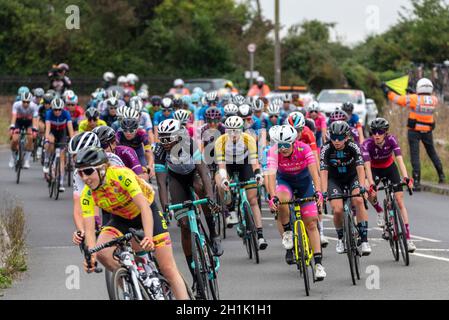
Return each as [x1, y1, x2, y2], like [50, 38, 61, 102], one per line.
[415, 248, 449, 252]
[411, 253, 449, 262]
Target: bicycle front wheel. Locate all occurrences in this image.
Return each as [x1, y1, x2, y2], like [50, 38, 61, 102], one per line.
[294, 220, 310, 296]
[243, 201, 259, 264]
[393, 199, 410, 266]
[111, 267, 150, 300]
[54, 158, 61, 200]
[192, 233, 209, 300]
[344, 211, 357, 285]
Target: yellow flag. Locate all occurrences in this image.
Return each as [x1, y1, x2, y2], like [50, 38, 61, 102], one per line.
[385, 75, 409, 96]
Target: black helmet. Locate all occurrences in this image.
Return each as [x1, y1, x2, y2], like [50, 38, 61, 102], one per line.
[173, 98, 183, 109]
[92, 126, 116, 147]
[75, 147, 108, 168]
[85, 107, 99, 119]
[151, 95, 162, 106]
[341, 102, 354, 114]
[329, 120, 350, 136]
[369, 117, 389, 132]
[120, 117, 139, 131]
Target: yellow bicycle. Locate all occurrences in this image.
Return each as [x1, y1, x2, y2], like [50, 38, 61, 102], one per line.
[279, 195, 317, 296]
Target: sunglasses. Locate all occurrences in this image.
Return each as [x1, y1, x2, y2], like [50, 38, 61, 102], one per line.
[160, 136, 178, 144]
[278, 143, 292, 150]
[163, 109, 172, 112]
[310, 110, 318, 114]
[88, 117, 98, 122]
[207, 119, 220, 123]
[108, 107, 117, 110]
[123, 128, 137, 134]
[371, 129, 386, 136]
[22, 101, 30, 104]
[269, 115, 278, 119]
[66, 103, 75, 107]
[226, 129, 242, 135]
[77, 167, 97, 177]
[330, 134, 346, 141]
[53, 109, 62, 112]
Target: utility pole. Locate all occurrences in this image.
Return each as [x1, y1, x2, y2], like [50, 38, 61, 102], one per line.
[274, 0, 281, 89]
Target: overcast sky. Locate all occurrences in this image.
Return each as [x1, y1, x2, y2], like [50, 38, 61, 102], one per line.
[253, 0, 411, 45]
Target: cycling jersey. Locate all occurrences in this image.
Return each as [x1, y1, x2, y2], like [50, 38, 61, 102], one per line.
[139, 112, 153, 131]
[80, 166, 155, 220]
[152, 110, 174, 127]
[348, 114, 362, 129]
[116, 129, 151, 166]
[12, 101, 38, 122]
[308, 112, 327, 132]
[362, 135, 401, 169]
[299, 126, 317, 151]
[244, 116, 262, 137]
[214, 132, 258, 165]
[38, 106, 51, 122]
[153, 138, 202, 175]
[78, 119, 107, 132]
[45, 109, 72, 133]
[320, 140, 364, 180]
[66, 105, 84, 130]
[115, 145, 144, 175]
[267, 141, 314, 178]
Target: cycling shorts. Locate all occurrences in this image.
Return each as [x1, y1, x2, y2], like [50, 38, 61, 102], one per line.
[327, 175, 360, 198]
[372, 162, 403, 193]
[15, 119, 33, 130]
[276, 174, 317, 218]
[226, 163, 255, 187]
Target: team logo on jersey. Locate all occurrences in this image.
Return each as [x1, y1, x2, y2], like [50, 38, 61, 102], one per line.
[124, 178, 132, 187]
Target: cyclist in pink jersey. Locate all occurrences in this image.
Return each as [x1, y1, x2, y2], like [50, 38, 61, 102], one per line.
[265, 125, 326, 280]
[307, 101, 327, 148]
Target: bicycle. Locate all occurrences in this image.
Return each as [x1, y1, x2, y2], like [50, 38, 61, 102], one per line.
[47, 143, 66, 200]
[227, 177, 260, 264]
[209, 164, 226, 239]
[376, 177, 413, 266]
[81, 228, 190, 300]
[168, 198, 220, 300]
[278, 194, 318, 296]
[14, 128, 27, 184]
[325, 189, 368, 285]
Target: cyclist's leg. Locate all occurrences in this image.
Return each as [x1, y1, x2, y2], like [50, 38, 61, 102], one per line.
[350, 180, 369, 244]
[388, 163, 412, 239]
[193, 172, 217, 239]
[328, 178, 344, 238]
[44, 134, 55, 168]
[25, 126, 34, 151]
[275, 179, 293, 237]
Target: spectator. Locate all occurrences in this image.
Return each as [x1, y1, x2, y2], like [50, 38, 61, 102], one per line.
[383, 78, 445, 190]
[248, 76, 271, 97]
[169, 79, 190, 96]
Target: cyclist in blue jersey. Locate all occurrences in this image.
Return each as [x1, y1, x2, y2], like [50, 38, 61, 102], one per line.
[153, 98, 174, 141]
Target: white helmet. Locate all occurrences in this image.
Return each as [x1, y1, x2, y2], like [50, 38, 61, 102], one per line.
[138, 89, 149, 100]
[308, 101, 320, 113]
[224, 103, 239, 116]
[126, 73, 139, 85]
[124, 107, 140, 119]
[273, 125, 298, 144]
[106, 97, 118, 107]
[267, 103, 281, 115]
[205, 90, 218, 103]
[287, 112, 306, 130]
[224, 116, 244, 129]
[173, 109, 191, 125]
[174, 79, 184, 87]
[268, 125, 280, 142]
[256, 76, 265, 83]
[252, 99, 264, 112]
[68, 131, 100, 155]
[117, 75, 128, 85]
[416, 78, 434, 94]
[158, 119, 181, 134]
[63, 90, 75, 100]
[103, 72, 115, 82]
[51, 98, 65, 110]
[283, 93, 292, 102]
[129, 97, 143, 113]
[272, 97, 283, 107]
[238, 104, 252, 117]
[116, 105, 128, 118]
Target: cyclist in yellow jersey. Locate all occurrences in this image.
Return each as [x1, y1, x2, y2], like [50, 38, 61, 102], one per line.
[77, 147, 189, 299]
[214, 116, 268, 249]
[78, 107, 107, 132]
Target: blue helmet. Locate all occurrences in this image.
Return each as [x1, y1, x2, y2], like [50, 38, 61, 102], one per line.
[182, 95, 192, 105]
[18, 86, 30, 95]
[192, 87, 204, 96]
[191, 93, 201, 104]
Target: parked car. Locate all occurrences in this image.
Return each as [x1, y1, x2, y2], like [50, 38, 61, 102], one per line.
[184, 78, 231, 93]
[317, 89, 372, 126]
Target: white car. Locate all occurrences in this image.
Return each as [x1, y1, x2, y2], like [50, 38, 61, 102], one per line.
[317, 89, 370, 126]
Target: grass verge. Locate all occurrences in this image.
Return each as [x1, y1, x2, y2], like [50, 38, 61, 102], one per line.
[0, 193, 27, 290]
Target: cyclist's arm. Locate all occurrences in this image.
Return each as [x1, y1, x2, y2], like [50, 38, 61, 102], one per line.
[319, 144, 330, 193]
[134, 193, 154, 240]
[10, 111, 17, 127]
[364, 160, 375, 187]
[73, 193, 84, 231]
[320, 169, 328, 195]
[357, 125, 364, 144]
[356, 165, 367, 190]
[308, 162, 321, 193]
[67, 121, 74, 138]
[395, 155, 409, 179]
[80, 187, 97, 249]
[45, 120, 51, 140]
[196, 161, 214, 199]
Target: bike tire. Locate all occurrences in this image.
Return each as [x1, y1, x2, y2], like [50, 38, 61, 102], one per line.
[111, 267, 148, 300]
[16, 140, 24, 184]
[243, 201, 259, 264]
[67, 159, 72, 188]
[344, 210, 357, 285]
[393, 199, 410, 266]
[54, 158, 61, 200]
[384, 199, 399, 261]
[192, 233, 208, 300]
[204, 239, 220, 300]
[105, 269, 115, 300]
[294, 220, 310, 296]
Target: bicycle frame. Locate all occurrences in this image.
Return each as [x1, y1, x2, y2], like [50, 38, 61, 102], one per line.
[291, 201, 314, 268]
[228, 177, 258, 234]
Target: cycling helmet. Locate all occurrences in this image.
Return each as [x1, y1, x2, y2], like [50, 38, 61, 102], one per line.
[58, 63, 69, 72]
[66, 94, 78, 105]
[62, 89, 75, 100]
[21, 92, 33, 102]
[233, 95, 246, 106]
[329, 120, 350, 136]
[124, 107, 140, 119]
[129, 97, 143, 112]
[283, 93, 292, 102]
[271, 97, 283, 107]
[238, 104, 252, 117]
[256, 76, 265, 83]
[329, 110, 348, 122]
[69, 131, 101, 155]
[138, 90, 149, 100]
[92, 126, 116, 147]
[181, 95, 191, 105]
[369, 117, 390, 132]
[85, 107, 99, 119]
[108, 89, 121, 100]
[126, 73, 139, 85]
[43, 93, 53, 104]
[224, 103, 239, 116]
[205, 91, 218, 104]
[51, 98, 64, 110]
[268, 125, 280, 142]
[106, 97, 119, 107]
[416, 78, 434, 94]
[33, 88, 45, 98]
[173, 79, 184, 87]
[116, 105, 128, 118]
[120, 117, 139, 131]
[287, 112, 306, 130]
[117, 75, 128, 85]
[222, 92, 232, 102]
[267, 103, 281, 115]
[173, 109, 191, 125]
[190, 93, 200, 104]
[103, 71, 115, 82]
[161, 97, 173, 109]
[192, 87, 204, 95]
[75, 147, 108, 169]
[252, 99, 264, 112]
[158, 119, 181, 135]
[122, 88, 132, 98]
[341, 102, 354, 114]
[173, 98, 183, 109]
[151, 95, 162, 106]
[224, 116, 244, 129]
[273, 125, 298, 144]
[205, 107, 222, 120]
[307, 101, 320, 113]
[46, 89, 56, 98]
[17, 86, 30, 95]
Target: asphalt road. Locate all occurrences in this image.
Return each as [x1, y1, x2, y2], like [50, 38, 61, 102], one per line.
[1, 147, 449, 300]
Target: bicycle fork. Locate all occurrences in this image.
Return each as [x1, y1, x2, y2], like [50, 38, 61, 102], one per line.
[120, 250, 143, 300]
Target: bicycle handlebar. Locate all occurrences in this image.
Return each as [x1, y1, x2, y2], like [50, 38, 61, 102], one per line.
[168, 198, 209, 211]
[278, 196, 317, 206]
[376, 181, 413, 196]
[324, 193, 369, 210]
[228, 180, 257, 188]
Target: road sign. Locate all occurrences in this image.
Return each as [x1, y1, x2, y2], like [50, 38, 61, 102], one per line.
[245, 71, 259, 79]
[247, 43, 257, 53]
